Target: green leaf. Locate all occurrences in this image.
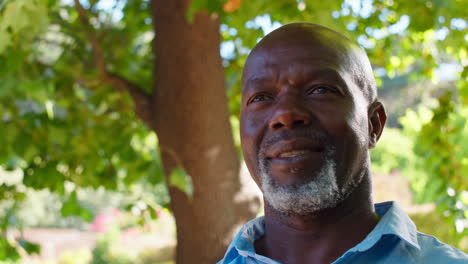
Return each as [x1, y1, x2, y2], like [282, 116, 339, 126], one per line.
[0, 34, 11, 54]
[146, 160, 164, 185]
[1, 1, 29, 34]
[186, 0, 225, 23]
[169, 167, 193, 199]
[0, 0, 49, 54]
[18, 238, 41, 255]
[0, 238, 20, 261]
[60, 191, 93, 222]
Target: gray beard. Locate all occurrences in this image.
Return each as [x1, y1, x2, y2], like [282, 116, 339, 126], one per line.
[260, 148, 362, 216]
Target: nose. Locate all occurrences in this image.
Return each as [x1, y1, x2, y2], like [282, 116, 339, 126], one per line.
[269, 103, 311, 130]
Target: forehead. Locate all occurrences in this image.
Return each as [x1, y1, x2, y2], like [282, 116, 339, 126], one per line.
[242, 41, 354, 90]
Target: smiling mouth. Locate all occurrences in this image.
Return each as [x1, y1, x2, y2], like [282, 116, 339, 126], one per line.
[278, 149, 310, 158]
[263, 137, 326, 162]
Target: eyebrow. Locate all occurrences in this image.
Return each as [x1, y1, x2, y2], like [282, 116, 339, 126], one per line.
[244, 67, 347, 90]
[303, 68, 347, 86]
[246, 76, 273, 85]
[243, 75, 276, 95]
[294, 67, 343, 81]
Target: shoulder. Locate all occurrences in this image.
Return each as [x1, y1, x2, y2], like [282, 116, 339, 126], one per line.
[415, 232, 467, 263]
[372, 202, 467, 263]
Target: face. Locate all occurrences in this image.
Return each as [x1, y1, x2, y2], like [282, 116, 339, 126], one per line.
[240, 31, 375, 215]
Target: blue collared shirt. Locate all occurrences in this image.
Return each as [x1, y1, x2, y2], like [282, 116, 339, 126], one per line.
[218, 201, 467, 263]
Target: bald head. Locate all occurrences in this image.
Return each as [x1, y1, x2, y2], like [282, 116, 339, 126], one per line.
[240, 22, 387, 217]
[243, 23, 377, 104]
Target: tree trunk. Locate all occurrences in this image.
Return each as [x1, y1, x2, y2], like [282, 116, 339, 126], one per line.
[150, 1, 259, 263]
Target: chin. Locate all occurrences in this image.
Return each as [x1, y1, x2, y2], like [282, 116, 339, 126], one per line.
[260, 154, 365, 216]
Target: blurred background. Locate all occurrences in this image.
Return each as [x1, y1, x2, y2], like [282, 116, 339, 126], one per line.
[0, 0, 467, 263]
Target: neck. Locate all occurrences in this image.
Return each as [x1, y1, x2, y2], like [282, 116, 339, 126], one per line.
[256, 175, 377, 264]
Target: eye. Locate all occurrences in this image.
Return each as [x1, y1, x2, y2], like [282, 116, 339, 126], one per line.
[248, 93, 273, 104]
[307, 86, 337, 95]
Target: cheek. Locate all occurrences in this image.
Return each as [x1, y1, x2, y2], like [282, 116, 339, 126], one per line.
[343, 107, 369, 148]
[315, 101, 370, 186]
[240, 112, 267, 182]
[240, 111, 267, 145]
[315, 102, 368, 146]
[348, 97, 370, 147]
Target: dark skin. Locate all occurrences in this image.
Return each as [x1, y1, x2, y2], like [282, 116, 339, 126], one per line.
[240, 23, 387, 264]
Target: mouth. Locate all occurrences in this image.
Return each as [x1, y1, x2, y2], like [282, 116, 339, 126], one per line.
[277, 149, 312, 158]
[260, 137, 329, 179]
[265, 138, 325, 161]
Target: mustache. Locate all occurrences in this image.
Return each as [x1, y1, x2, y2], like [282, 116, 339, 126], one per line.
[260, 129, 331, 153]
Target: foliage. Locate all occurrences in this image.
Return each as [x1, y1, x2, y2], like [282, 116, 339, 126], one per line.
[399, 98, 468, 236]
[372, 104, 468, 243]
[0, 172, 41, 261]
[1, 0, 467, 260]
[0, 0, 162, 196]
[90, 230, 134, 264]
[411, 212, 468, 251]
[90, 227, 174, 264]
[0, 180, 169, 230]
[0, 0, 49, 54]
[61, 190, 94, 222]
[59, 248, 92, 264]
[371, 127, 414, 175]
[0, 0, 164, 250]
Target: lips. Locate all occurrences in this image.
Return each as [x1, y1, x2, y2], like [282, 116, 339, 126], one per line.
[278, 149, 310, 158]
[266, 138, 325, 160]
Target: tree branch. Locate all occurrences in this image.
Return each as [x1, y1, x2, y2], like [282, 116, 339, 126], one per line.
[74, 0, 106, 73]
[73, 0, 154, 130]
[105, 72, 154, 129]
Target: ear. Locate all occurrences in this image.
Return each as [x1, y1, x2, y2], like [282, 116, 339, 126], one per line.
[368, 101, 386, 149]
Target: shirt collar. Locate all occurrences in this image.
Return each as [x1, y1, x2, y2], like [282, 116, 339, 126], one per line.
[225, 216, 281, 263]
[235, 216, 265, 255]
[351, 201, 421, 252]
[223, 201, 421, 262]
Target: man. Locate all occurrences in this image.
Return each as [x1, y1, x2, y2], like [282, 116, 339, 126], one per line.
[218, 23, 467, 264]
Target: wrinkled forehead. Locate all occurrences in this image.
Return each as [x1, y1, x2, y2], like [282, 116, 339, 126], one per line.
[245, 26, 353, 73]
[254, 25, 356, 55]
[241, 24, 376, 102]
[243, 43, 347, 80]
[242, 37, 357, 89]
